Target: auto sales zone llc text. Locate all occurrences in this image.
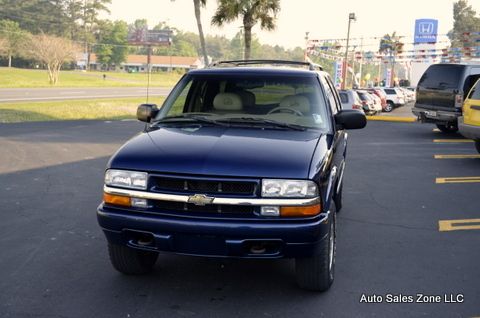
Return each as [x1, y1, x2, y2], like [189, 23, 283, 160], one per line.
[360, 293, 464, 304]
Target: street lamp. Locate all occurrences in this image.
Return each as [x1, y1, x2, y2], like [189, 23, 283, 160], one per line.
[342, 12, 356, 89]
[304, 31, 310, 62]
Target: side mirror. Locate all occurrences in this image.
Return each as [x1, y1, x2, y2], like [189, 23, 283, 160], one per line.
[335, 109, 367, 130]
[137, 104, 159, 123]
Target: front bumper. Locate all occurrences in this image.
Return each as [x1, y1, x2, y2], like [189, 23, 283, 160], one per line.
[412, 106, 460, 123]
[458, 117, 480, 140]
[97, 204, 330, 259]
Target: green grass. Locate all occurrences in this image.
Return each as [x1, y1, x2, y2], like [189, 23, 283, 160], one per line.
[0, 67, 182, 88]
[0, 97, 166, 123]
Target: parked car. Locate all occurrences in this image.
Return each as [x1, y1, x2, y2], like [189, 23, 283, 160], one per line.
[398, 87, 413, 103]
[458, 78, 480, 153]
[339, 89, 364, 113]
[412, 63, 480, 132]
[367, 88, 387, 111]
[97, 60, 366, 292]
[356, 90, 377, 115]
[366, 92, 383, 114]
[402, 87, 415, 102]
[375, 87, 405, 112]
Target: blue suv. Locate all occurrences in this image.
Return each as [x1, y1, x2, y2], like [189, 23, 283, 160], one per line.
[97, 60, 366, 291]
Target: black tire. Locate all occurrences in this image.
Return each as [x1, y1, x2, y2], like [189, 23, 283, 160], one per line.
[475, 140, 480, 154]
[384, 101, 394, 112]
[436, 122, 458, 133]
[108, 243, 158, 275]
[334, 183, 343, 213]
[295, 204, 336, 292]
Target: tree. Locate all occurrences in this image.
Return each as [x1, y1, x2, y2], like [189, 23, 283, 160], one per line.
[0, 0, 68, 35]
[171, 1, 209, 66]
[212, 0, 280, 60]
[81, 0, 111, 69]
[0, 19, 29, 67]
[95, 20, 128, 68]
[193, 0, 209, 66]
[64, 0, 85, 40]
[379, 32, 403, 86]
[448, 0, 480, 48]
[27, 33, 79, 85]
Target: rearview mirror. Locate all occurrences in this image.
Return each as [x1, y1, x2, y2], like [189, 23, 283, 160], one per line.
[335, 110, 367, 130]
[137, 104, 159, 123]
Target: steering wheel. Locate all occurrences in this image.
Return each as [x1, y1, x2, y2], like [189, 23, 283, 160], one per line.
[267, 107, 303, 116]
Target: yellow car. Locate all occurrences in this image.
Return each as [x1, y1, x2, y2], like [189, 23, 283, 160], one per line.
[459, 78, 480, 153]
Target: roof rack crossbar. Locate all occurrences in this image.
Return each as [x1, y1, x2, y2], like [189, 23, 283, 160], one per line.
[209, 59, 323, 71]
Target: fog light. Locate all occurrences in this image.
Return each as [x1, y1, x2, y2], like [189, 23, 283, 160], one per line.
[260, 206, 280, 216]
[131, 198, 148, 208]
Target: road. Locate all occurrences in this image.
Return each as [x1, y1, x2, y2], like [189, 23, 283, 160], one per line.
[0, 87, 171, 103]
[0, 120, 479, 317]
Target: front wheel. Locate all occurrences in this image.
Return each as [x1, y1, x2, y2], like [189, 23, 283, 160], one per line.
[436, 122, 458, 133]
[475, 140, 480, 154]
[384, 101, 394, 112]
[108, 243, 158, 275]
[295, 204, 336, 292]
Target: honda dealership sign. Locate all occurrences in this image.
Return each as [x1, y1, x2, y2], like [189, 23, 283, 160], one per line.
[414, 19, 438, 44]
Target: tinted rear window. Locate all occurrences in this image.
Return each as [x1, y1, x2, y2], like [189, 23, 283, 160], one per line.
[418, 65, 464, 89]
[384, 89, 396, 94]
[339, 92, 348, 103]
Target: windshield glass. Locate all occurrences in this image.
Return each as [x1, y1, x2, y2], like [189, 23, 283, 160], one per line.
[155, 74, 331, 131]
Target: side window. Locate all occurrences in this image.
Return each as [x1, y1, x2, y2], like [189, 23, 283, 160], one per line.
[320, 77, 339, 115]
[325, 76, 342, 112]
[468, 79, 480, 100]
[464, 73, 480, 96]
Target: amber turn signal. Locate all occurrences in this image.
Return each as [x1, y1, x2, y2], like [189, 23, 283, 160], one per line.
[103, 192, 131, 207]
[280, 204, 321, 217]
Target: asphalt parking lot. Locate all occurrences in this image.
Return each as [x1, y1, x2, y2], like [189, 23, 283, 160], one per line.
[0, 120, 479, 318]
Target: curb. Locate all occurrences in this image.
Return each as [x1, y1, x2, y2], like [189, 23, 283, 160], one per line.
[367, 116, 417, 123]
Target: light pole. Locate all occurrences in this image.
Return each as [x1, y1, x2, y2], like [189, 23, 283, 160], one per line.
[342, 12, 356, 89]
[304, 31, 310, 62]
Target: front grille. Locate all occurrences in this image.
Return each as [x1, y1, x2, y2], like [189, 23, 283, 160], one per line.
[154, 200, 255, 215]
[151, 175, 257, 196]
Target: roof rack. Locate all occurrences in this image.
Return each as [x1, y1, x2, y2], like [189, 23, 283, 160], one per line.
[209, 59, 323, 71]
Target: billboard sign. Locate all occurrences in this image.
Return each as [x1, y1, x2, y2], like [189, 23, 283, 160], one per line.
[414, 19, 438, 44]
[128, 28, 172, 46]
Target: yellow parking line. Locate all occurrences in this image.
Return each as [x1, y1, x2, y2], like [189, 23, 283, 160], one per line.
[436, 176, 480, 184]
[439, 219, 480, 232]
[434, 154, 480, 159]
[367, 116, 417, 123]
[433, 139, 474, 143]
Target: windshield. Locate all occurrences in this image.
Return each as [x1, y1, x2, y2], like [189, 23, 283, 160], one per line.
[155, 74, 331, 131]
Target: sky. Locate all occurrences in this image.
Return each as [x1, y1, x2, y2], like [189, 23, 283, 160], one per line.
[105, 0, 480, 50]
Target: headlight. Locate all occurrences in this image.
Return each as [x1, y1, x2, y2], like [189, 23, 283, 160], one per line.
[105, 169, 148, 190]
[262, 179, 318, 198]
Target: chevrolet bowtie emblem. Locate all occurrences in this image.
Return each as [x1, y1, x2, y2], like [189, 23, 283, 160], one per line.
[187, 194, 215, 206]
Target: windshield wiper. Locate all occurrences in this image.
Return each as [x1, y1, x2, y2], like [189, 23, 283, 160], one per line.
[151, 114, 230, 127]
[220, 117, 306, 131]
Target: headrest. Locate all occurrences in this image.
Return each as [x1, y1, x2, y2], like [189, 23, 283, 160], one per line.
[236, 90, 256, 106]
[279, 95, 310, 114]
[213, 93, 243, 111]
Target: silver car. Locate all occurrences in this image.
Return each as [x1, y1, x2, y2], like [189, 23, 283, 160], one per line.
[339, 90, 365, 114]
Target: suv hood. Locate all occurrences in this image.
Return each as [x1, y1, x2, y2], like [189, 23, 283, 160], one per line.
[108, 126, 323, 179]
